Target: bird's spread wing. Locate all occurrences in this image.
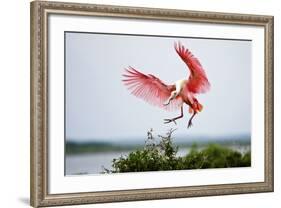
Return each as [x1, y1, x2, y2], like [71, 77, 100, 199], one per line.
[174, 42, 210, 94]
[122, 66, 182, 111]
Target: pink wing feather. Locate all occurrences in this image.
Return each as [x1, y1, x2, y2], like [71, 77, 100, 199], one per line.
[122, 66, 182, 111]
[174, 42, 210, 94]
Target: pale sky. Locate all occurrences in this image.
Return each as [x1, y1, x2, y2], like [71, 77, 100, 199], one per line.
[65, 32, 251, 142]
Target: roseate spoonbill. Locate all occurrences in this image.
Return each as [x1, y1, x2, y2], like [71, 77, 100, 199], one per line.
[122, 42, 210, 128]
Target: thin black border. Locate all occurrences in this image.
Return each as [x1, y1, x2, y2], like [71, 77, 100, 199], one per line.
[65, 31, 252, 42]
[63, 31, 252, 176]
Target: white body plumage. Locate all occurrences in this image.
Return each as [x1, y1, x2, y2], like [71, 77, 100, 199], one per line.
[175, 79, 187, 95]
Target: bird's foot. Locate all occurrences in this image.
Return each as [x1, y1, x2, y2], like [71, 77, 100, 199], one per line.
[164, 118, 177, 125]
[187, 121, 193, 128]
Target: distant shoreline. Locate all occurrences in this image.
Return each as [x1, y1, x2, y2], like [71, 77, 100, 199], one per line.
[66, 138, 251, 155]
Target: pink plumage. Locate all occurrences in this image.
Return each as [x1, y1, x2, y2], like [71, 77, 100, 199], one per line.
[122, 42, 210, 128]
[122, 66, 183, 111]
[174, 42, 210, 94]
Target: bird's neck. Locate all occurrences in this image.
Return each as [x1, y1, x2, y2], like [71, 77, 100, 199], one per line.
[175, 79, 187, 94]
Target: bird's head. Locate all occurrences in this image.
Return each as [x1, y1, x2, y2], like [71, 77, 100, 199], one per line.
[172, 91, 177, 96]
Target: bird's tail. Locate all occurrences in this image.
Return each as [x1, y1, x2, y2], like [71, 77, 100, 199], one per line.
[189, 102, 203, 114]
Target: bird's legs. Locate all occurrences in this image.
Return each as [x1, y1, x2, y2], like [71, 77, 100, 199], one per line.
[187, 111, 197, 128]
[164, 106, 183, 125]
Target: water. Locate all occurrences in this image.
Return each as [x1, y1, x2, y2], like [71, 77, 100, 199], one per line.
[66, 151, 130, 175]
[65, 148, 191, 175]
[65, 145, 250, 175]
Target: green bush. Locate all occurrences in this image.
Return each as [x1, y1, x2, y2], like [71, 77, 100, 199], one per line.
[104, 129, 251, 173]
[183, 144, 251, 169]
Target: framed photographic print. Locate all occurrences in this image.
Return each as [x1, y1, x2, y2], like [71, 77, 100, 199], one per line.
[30, 1, 274, 207]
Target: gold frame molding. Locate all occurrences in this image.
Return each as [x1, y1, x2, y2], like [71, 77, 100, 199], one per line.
[30, 1, 274, 207]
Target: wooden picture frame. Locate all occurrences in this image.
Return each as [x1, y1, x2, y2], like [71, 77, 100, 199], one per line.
[30, 1, 274, 207]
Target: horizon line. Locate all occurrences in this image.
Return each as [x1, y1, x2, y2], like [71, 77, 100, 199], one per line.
[66, 133, 251, 143]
